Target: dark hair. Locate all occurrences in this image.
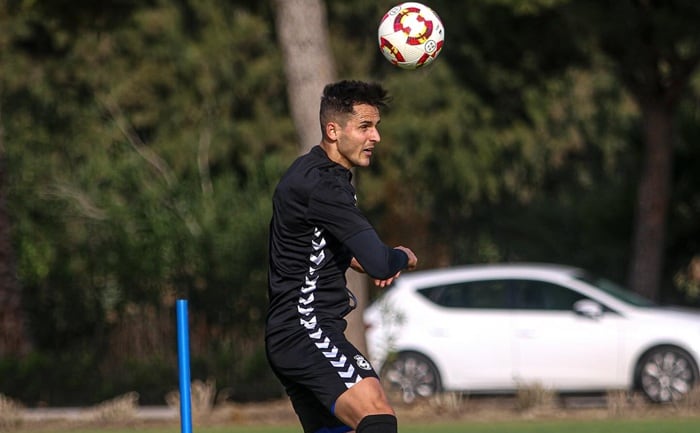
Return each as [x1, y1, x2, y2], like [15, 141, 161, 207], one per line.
[319, 80, 390, 130]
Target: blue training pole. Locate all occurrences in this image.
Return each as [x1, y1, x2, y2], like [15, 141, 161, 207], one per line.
[176, 299, 193, 433]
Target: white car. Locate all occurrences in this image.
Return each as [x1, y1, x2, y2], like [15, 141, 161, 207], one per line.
[364, 263, 700, 403]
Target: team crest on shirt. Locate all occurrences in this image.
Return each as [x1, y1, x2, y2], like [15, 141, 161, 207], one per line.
[354, 354, 372, 370]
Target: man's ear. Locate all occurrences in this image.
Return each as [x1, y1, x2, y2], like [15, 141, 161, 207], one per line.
[326, 122, 338, 141]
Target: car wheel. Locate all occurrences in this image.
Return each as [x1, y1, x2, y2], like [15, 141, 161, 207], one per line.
[381, 352, 441, 404]
[637, 346, 697, 403]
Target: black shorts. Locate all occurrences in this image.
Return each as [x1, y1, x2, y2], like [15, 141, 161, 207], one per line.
[266, 325, 379, 433]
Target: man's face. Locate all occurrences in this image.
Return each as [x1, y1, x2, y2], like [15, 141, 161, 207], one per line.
[333, 103, 381, 169]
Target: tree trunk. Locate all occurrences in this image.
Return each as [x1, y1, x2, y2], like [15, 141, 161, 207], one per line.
[0, 99, 32, 356]
[273, 0, 369, 351]
[344, 269, 369, 354]
[273, 0, 336, 152]
[627, 102, 674, 301]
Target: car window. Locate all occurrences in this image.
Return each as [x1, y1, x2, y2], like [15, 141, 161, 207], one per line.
[511, 279, 587, 310]
[417, 280, 510, 309]
[573, 272, 656, 307]
[418, 278, 604, 312]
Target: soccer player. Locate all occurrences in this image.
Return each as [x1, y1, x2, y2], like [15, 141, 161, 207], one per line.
[266, 80, 418, 433]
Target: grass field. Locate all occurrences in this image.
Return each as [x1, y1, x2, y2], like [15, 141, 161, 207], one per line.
[14, 417, 700, 433]
[9, 389, 700, 433]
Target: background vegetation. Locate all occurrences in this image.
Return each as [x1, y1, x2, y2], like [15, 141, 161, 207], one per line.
[0, 0, 698, 406]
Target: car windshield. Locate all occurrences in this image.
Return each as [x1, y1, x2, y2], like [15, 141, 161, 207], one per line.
[573, 272, 656, 307]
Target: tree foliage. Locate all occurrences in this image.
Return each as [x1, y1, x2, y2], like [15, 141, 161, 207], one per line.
[358, 0, 640, 279]
[0, 0, 698, 405]
[1, 0, 293, 404]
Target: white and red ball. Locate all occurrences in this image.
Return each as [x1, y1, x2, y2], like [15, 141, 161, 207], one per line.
[378, 2, 445, 70]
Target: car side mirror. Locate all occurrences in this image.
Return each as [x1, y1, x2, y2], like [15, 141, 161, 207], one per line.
[573, 299, 604, 319]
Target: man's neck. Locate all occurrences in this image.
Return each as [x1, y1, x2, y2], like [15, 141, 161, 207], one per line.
[319, 141, 351, 169]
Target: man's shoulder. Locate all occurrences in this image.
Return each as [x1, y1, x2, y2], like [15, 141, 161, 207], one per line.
[280, 147, 348, 188]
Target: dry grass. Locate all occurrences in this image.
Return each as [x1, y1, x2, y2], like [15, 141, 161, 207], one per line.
[427, 391, 466, 416]
[8, 385, 700, 430]
[606, 386, 700, 418]
[166, 379, 216, 422]
[0, 394, 23, 431]
[514, 382, 556, 415]
[392, 385, 700, 424]
[87, 392, 139, 423]
[605, 390, 648, 417]
[674, 385, 700, 414]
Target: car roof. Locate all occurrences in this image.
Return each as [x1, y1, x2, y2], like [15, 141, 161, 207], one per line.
[391, 263, 584, 289]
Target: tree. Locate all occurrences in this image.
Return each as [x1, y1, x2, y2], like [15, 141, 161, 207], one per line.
[0, 98, 32, 357]
[564, 0, 700, 300]
[367, 0, 700, 301]
[273, 0, 335, 151]
[1, 0, 292, 403]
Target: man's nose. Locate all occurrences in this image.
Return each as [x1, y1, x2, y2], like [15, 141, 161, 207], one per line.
[371, 128, 380, 142]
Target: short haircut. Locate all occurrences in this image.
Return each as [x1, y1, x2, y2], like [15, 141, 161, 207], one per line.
[319, 80, 390, 133]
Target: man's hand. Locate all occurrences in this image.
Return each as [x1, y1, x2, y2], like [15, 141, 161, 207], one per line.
[371, 246, 418, 288]
[351, 257, 396, 287]
[350, 246, 418, 288]
[349, 257, 365, 273]
[394, 246, 418, 271]
[372, 271, 399, 288]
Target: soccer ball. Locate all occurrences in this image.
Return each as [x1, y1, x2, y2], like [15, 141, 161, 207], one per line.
[378, 2, 445, 70]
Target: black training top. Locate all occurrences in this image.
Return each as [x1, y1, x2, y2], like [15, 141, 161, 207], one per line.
[266, 146, 408, 339]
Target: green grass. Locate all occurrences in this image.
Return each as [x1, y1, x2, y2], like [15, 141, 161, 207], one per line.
[402, 417, 700, 433]
[19, 417, 700, 433]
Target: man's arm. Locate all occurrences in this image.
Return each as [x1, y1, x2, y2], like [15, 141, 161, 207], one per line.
[345, 230, 418, 285]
